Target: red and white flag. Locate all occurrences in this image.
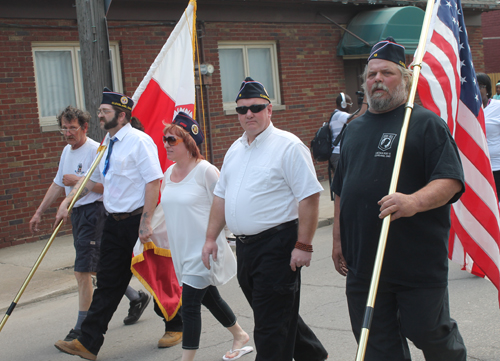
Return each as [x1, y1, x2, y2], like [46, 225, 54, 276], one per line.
[131, 0, 197, 172]
[417, 0, 500, 305]
[131, 0, 197, 320]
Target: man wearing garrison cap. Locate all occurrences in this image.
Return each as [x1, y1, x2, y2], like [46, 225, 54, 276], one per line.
[53, 88, 180, 360]
[203, 77, 328, 361]
[332, 37, 467, 359]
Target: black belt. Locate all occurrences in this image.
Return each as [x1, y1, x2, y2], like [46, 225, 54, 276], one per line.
[108, 207, 143, 221]
[235, 219, 298, 244]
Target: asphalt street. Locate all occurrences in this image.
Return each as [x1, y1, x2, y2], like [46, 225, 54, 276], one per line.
[0, 225, 499, 360]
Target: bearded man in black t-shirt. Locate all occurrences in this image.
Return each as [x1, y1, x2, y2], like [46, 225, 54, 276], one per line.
[331, 37, 467, 360]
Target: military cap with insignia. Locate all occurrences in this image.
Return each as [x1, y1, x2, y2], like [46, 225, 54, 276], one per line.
[173, 112, 204, 145]
[368, 37, 406, 68]
[101, 87, 134, 111]
[235, 77, 271, 103]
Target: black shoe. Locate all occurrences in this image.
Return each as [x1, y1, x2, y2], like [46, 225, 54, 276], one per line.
[123, 290, 151, 325]
[63, 328, 82, 342]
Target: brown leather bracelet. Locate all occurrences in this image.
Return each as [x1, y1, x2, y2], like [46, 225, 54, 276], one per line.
[295, 241, 313, 252]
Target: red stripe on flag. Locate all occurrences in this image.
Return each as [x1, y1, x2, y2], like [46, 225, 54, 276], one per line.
[132, 79, 175, 172]
[416, 75, 441, 117]
[454, 124, 497, 186]
[460, 182, 500, 239]
[450, 208, 500, 288]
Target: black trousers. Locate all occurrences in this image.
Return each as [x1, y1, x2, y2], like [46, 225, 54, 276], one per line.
[78, 214, 183, 354]
[153, 300, 183, 332]
[346, 273, 467, 361]
[79, 214, 140, 354]
[181, 284, 236, 350]
[236, 224, 328, 361]
[493, 170, 500, 197]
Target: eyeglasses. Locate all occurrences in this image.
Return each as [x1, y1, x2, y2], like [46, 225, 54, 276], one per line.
[163, 135, 184, 146]
[97, 109, 115, 116]
[479, 84, 487, 89]
[59, 126, 81, 134]
[235, 103, 269, 115]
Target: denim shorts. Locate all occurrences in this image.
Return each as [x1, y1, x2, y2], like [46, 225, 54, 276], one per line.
[71, 201, 105, 273]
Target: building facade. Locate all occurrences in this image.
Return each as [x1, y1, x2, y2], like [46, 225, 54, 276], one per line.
[0, 0, 496, 247]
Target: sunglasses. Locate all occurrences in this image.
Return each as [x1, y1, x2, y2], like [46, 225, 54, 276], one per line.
[163, 135, 184, 146]
[235, 103, 269, 115]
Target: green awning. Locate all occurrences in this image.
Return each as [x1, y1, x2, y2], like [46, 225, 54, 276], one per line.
[338, 6, 425, 57]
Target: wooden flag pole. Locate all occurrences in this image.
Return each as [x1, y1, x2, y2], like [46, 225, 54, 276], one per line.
[0, 145, 107, 334]
[355, 0, 435, 359]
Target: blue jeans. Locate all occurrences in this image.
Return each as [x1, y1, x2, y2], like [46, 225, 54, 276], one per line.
[181, 284, 236, 350]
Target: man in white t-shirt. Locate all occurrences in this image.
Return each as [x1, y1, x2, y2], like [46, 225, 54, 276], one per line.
[203, 77, 328, 361]
[30, 106, 106, 343]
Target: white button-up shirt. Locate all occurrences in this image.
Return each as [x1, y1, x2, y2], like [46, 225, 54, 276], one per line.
[90, 123, 163, 213]
[214, 122, 323, 235]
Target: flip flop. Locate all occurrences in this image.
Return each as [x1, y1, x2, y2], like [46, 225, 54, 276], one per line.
[222, 346, 254, 361]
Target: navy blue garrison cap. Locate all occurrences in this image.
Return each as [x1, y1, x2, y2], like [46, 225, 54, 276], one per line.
[235, 77, 271, 103]
[368, 37, 406, 67]
[102, 87, 134, 111]
[173, 112, 204, 145]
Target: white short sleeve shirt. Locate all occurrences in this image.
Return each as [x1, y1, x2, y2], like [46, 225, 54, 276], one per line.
[214, 123, 323, 235]
[329, 110, 350, 154]
[90, 123, 163, 213]
[485, 99, 500, 171]
[54, 138, 102, 208]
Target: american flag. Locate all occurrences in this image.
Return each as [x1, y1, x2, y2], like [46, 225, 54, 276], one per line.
[417, 0, 500, 305]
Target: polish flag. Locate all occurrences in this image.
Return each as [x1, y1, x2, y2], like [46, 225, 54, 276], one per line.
[131, 0, 197, 172]
[131, 0, 197, 320]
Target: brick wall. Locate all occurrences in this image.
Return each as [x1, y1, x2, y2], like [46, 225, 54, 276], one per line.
[200, 22, 345, 175]
[0, 20, 79, 248]
[0, 18, 487, 248]
[481, 10, 500, 73]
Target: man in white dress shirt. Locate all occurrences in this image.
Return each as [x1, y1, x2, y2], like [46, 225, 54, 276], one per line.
[203, 77, 328, 361]
[53, 89, 167, 360]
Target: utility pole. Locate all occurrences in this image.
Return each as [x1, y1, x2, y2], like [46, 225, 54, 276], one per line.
[75, 0, 113, 141]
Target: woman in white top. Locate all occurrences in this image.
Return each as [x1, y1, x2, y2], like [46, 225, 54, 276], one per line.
[161, 112, 253, 361]
[478, 73, 500, 201]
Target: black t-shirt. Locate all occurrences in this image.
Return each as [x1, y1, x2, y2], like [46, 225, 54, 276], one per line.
[332, 104, 465, 287]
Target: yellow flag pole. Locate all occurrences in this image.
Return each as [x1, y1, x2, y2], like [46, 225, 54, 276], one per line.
[355, 0, 435, 359]
[0, 144, 108, 333]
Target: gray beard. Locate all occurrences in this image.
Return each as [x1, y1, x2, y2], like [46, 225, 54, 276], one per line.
[368, 81, 407, 112]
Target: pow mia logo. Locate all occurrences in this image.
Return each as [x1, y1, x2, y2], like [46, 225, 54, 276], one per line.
[378, 133, 397, 151]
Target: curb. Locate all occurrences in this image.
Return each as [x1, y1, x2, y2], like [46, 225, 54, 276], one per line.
[0, 285, 79, 314]
[2, 217, 335, 313]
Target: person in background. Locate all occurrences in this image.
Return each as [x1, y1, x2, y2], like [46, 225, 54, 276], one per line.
[478, 73, 500, 202]
[493, 80, 500, 100]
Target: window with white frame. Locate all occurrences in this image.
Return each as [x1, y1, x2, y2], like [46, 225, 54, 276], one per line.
[32, 42, 123, 130]
[218, 42, 282, 112]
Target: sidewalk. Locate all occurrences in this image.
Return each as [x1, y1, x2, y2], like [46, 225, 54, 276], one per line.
[0, 181, 334, 313]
